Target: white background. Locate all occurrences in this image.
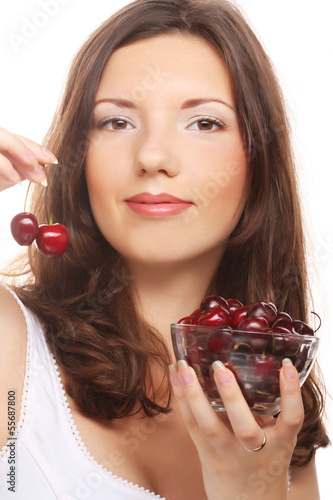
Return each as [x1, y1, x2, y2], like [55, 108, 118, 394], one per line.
[0, 0, 332, 497]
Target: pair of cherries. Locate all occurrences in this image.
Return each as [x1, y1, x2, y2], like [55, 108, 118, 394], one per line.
[11, 212, 69, 258]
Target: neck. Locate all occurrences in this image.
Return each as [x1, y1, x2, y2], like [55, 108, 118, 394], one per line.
[126, 247, 224, 354]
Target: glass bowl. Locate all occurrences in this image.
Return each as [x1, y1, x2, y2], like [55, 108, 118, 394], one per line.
[171, 323, 320, 415]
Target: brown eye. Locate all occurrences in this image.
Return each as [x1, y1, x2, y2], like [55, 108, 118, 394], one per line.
[197, 120, 215, 131]
[110, 120, 127, 130]
[189, 117, 225, 132]
[98, 118, 133, 130]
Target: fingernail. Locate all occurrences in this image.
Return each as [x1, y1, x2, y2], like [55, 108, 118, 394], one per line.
[177, 360, 195, 385]
[282, 358, 297, 380]
[42, 147, 58, 164]
[168, 364, 180, 386]
[40, 177, 48, 187]
[212, 360, 232, 386]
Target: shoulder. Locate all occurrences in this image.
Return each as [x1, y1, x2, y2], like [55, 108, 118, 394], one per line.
[0, 283, 27, 348]
[0, 283, 27, 449]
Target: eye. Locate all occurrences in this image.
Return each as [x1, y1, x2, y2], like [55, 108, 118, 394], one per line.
[97, 117, 134, 130]
[189, 116, 225, 132]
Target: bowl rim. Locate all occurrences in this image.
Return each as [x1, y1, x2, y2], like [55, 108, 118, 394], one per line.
[170, 323, 319, 342]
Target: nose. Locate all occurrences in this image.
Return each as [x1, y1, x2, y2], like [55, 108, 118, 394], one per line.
[133, 127, 180, 177]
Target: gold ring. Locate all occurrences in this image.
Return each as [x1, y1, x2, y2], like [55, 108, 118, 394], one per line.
[243, 431, 267, 452]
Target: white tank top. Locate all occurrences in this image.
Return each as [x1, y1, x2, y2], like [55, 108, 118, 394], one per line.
[0, 285, 166, 500]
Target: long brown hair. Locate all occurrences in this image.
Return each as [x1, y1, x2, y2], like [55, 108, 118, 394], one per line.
[4, 0, 330, 466]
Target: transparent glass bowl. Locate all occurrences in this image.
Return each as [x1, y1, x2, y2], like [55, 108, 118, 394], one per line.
[171, 323, 320, 415]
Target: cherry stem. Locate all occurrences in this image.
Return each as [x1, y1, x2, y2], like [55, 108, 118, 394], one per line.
[311, 311, 322, 333]
[233, 342, 255, 354]
[24, 182, 32, 213]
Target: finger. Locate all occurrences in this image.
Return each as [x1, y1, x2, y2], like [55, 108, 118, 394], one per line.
[16, 133, 58, 165]
[0, 154, 22, 190]
[276, 358, 304, 440]
[0, 127, 58, 165]
[170, 362, 232, 454]
[0, 127, 57, 182]
[1, 152, 47, 185]
[212, 360, 266, 451]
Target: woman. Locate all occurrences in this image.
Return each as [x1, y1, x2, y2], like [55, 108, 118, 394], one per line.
[0, 0, 330, 498]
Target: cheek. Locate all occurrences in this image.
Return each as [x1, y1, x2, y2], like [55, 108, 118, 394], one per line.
[193, 140, 248, 225]
[85, 137, 125, 212]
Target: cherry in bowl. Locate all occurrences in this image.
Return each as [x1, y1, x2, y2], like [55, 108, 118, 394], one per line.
[171, 324, 320, 415]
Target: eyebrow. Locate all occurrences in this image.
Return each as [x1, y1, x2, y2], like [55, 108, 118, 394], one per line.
[94, 97, 235, 111]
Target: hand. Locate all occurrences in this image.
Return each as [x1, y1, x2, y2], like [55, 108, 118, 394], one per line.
[169, 358, 304, 500]
[0, 126, 58, 192]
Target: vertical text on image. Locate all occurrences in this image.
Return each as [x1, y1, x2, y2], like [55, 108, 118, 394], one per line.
[7, 389, 17, 492]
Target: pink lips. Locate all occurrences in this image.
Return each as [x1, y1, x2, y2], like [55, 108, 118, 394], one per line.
[125, 192, 193, 216]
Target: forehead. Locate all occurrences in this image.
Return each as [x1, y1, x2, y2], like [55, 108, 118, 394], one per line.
[95, 33, 233, 103]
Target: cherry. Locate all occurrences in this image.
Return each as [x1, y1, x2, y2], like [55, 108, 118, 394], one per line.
[238, 316, 270, 332]
[175, 295, 320, 412]
[10, 179, 70, 258]
[246, 301, 277, 326]
[292, 320, 314, 336]
[10, 212, 39, 246]
[238, 332, 267, 354]
[206, 327, 234, 359]
[283, 334, 302, 356]
[36, 223, 70, 258]
[232, 305, 250, 328]
[264, 301, 278, 313]
[269, 325, 291, 335]
[197, 305, 232, 327]
[226, 298, 243, 316]
[200, 295, 229, 312]
[271, 312, 293, 332]
[186, 345, 214, 367]
[178, 316, 193, 325]
[254, 354, 278, 377]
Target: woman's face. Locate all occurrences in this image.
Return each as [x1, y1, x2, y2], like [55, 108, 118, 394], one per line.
[85, 33, 248, 267]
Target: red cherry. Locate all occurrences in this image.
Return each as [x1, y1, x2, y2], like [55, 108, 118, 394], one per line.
[232, 305, 250, 328]
[271, 312, 293, 332]
[10, 212, 39, 246]
[206, 327, 234, 358]
[178, 316, 193, 325]
[291, 320, 314, 336]
[190, 308, 205, 325]
[238, 316, 270, 332]
[284, 334, 302, 356]
[36, 223, 70, 258]
[254, 354, 278, 377]
[264, 301, 278, 313]
[269, 325, 291, 335]
[246, 301, 277, 326]
[200, 295, 229, 312]
[197, 305, 232, 327]
[190, 308, 202, 317]
[226, 298, 243, 316]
